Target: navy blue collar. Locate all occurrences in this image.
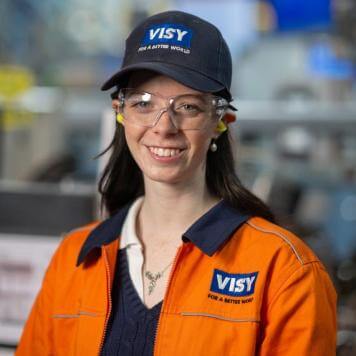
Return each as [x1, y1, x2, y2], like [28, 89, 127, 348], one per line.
[76, 200, 249, 266]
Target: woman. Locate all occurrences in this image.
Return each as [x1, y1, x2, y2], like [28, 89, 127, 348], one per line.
[16, 10, 336, 356]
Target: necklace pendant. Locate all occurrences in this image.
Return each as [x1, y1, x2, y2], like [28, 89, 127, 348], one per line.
[144, 260, 174, 295]
[145, 271, 162, 295]
[148, 282, 155, 295]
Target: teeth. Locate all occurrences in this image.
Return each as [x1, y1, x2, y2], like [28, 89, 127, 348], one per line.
[149, 147, 181, 157]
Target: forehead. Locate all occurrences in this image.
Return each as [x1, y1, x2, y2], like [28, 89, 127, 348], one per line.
[127, 70, 203, 96]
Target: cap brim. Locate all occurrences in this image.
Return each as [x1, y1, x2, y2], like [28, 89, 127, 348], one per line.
[101, 62, 230, 99]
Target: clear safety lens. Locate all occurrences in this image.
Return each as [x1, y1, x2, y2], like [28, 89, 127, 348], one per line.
[118, 88, 228, 130]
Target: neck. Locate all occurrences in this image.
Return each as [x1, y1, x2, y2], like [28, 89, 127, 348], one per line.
[137, 178, 220, 247]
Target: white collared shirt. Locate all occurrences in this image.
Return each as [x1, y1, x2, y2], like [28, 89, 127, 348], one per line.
[120, 196, 145, 301]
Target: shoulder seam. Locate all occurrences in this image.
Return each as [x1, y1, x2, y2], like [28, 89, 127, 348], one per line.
[246, 220, 304, 265]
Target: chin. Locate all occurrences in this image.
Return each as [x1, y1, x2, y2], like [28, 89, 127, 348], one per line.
[143, 167, 189, 185]
[146, 173, 183, 185]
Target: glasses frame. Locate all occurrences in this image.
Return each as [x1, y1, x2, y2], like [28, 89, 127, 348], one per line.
[117, 88, 230, 131]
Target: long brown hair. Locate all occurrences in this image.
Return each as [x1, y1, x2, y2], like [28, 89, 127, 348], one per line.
[98, 121, 275, 222]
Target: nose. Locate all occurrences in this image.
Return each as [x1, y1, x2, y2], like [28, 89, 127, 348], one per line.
[152, 108, 179, 134]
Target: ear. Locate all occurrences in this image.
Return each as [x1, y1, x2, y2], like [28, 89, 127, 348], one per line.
[213, 119, 227, 139]
[112, 99, 120, 112]
[213, 112, 237, 138]
[116, 113, 124, 125]
[112, 99, 125, 126]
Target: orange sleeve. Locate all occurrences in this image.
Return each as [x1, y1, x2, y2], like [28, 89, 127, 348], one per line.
[258, 261, 337, 356]
[15, 243, 60, 355]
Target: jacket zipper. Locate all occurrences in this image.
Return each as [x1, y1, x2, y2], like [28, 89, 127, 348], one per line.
[153, 243, 186, 355]
[98, 248, 113, 355]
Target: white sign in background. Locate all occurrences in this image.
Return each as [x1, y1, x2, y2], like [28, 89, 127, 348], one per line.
[0, 235, 60, 345]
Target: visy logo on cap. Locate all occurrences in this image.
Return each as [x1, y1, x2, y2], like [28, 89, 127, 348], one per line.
[210, 269, 258, 297]
[141, 23, 193, 48]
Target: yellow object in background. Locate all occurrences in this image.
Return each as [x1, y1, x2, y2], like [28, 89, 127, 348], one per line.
[1, 109, 33, 131]
[0, 65, 34, 99]
[0, 65, 35, 130]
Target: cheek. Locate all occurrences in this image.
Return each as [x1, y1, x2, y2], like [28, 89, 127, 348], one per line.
[190, 123, 216, 149]
[188, 130, 214, 159]
[123, 125, 145, 159]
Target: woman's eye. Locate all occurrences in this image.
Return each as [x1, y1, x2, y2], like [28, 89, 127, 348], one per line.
[137, 101, 150, 107]
[183, 104, 195, 111]
[131, 100, 153, 109]
[177, 103, 201, 112]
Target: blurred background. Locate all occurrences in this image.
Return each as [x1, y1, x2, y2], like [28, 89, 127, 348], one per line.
[0, 0, 355, 354]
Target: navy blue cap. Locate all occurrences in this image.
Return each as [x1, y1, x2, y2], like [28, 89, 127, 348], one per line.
[101, 11, 233, 101]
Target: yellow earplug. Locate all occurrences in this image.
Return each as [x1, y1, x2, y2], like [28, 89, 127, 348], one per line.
[216, 120, 227, 133]
[116, 113, 124, 124]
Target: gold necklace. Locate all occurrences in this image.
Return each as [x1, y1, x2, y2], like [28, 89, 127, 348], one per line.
[144, 261, 174, 295]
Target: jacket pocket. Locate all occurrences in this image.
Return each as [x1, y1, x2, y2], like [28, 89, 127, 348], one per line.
[51, 313, 80, 355]
[51, 310, 99, 355]
[51, 310, 102, 355]
[158, 311, 260, 356]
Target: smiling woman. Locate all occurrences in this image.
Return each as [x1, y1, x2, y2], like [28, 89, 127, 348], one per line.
[16, 10, 336, 356]
[113, 72, 223, 187]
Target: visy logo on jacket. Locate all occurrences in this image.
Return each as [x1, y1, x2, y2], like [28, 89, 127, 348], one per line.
[210, 269, 258, 297]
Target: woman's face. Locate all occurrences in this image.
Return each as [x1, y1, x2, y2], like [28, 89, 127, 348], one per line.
[114, 72, 220, 186]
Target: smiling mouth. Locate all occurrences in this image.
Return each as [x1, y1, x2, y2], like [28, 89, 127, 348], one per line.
[148, 146, 184, 157]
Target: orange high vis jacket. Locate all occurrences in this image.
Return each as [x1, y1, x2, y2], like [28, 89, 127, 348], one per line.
[16, 200, 337, 355]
